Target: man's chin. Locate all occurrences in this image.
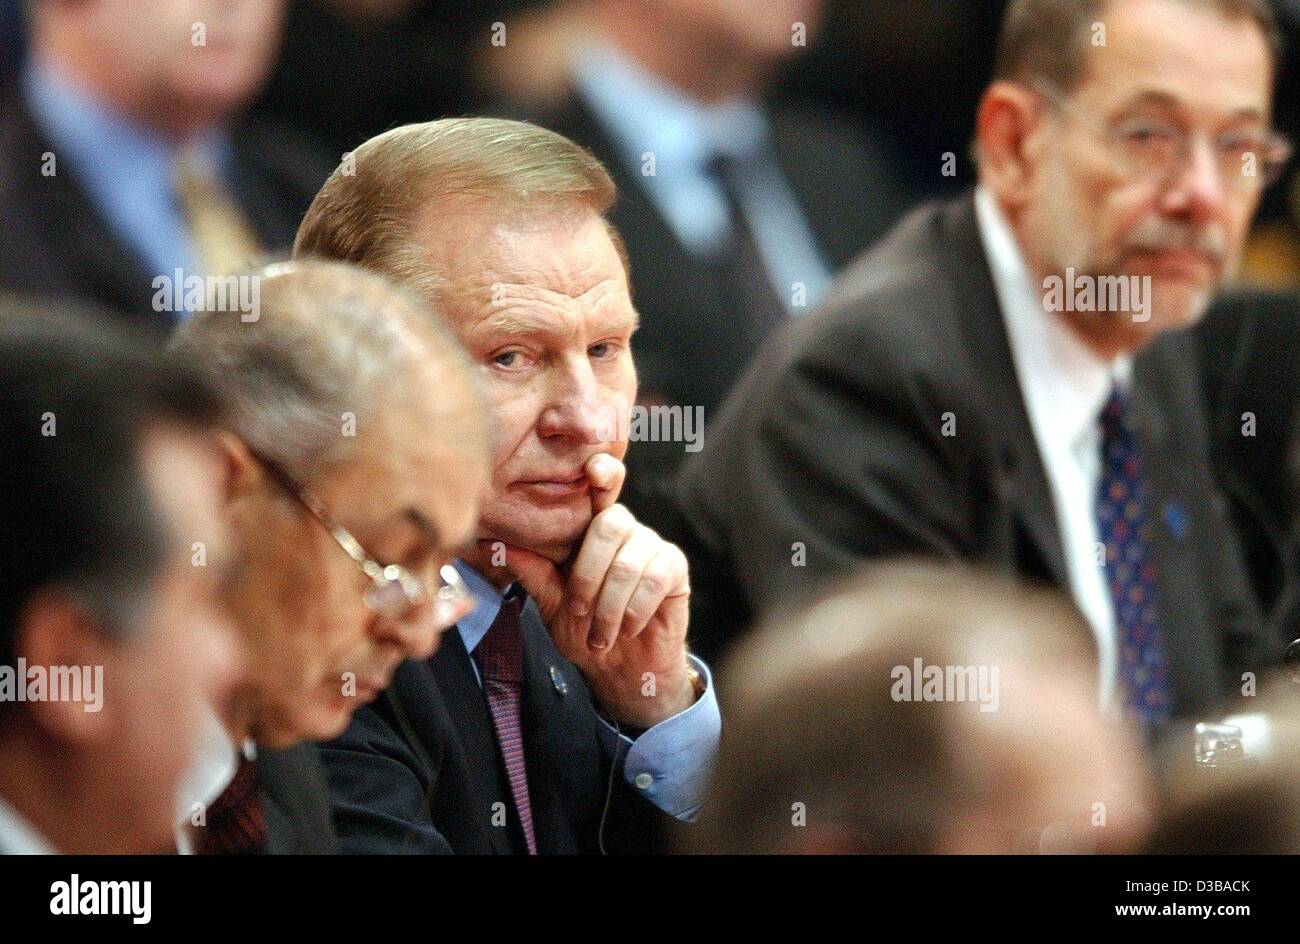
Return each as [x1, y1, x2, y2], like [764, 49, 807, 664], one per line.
[479, 505, 593, 564]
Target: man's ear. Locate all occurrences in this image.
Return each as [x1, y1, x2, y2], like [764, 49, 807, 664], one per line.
[13, 592, 117, 746]
[212, 430, 262, 508]
[976, 81, 1049, 209]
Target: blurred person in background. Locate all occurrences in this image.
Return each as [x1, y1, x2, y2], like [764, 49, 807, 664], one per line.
[0, 0, 334, 325]
[0, 305, 241, 854]
[1195, 287, 1300, 644]
[169, 260, 489, 854]
[673, 0, 1283, 737]
[251, 0, 579, 156]
[689, 563, 1154, 855]
[511, 0, 915, 489]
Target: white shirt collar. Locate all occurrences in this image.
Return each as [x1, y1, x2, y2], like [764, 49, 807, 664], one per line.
[0, 793, 57, 854]
[974, 186, 1132, 455]
[173, 704, 244, 854]
[571, 40, 770, 176]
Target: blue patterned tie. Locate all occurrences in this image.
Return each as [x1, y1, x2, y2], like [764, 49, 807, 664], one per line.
[1096, 385, 1172, 724]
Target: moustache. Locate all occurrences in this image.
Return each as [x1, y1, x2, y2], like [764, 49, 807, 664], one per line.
[1123, 219, 1228, 268]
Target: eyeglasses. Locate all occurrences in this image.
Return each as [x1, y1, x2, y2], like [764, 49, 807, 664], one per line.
[1034, 84, 1293, 192]
[251, 451, 473, 626]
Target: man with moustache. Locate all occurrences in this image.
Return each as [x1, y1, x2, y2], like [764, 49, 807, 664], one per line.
[170, 260, 489, 853]
[675, 0, 1286, 731]
[295, 117, 722, 854]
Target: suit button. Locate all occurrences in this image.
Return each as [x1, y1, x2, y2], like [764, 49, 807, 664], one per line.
[633, 773, 654, 790]
[549, 664, 568, 695]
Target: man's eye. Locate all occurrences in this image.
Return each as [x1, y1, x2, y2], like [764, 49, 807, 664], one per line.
[1120, 123, 1178, 147]
[589, 341, 617, 359]
[492, 350, 529, 369]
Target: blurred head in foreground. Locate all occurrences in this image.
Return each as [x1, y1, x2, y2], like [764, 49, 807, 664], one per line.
[171, 260, 489, 747]
[0, 304, 240, 853]
[690, 563, 1154, 854]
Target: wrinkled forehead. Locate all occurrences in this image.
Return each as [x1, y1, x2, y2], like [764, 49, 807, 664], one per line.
[414, 199, 629, 316]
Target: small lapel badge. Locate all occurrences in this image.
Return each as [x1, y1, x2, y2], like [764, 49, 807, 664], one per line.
[550, 664, 568, 696]
[1162, 501, 1189, 540]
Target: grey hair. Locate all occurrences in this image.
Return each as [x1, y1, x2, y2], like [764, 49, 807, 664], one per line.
[170, 259, 470, 483]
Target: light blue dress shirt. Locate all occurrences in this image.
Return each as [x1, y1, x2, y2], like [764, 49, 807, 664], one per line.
[453, 559, 720, 821]
[23, 57, 236, 317]
[571, 41, 833, 310]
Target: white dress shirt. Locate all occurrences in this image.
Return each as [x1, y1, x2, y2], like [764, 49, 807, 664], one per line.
[974, 187, 1131, 709]
[570, 41, 833, 309]
[0, 794, 56, 854]
[173, 706, 247, 854]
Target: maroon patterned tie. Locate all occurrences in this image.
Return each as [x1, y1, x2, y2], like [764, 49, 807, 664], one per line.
[473, 596, 538, 855]
[194, 753, 267, 855]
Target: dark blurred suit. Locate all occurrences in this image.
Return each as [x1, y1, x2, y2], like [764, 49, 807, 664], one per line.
[258, 743, 338, 855]
[1197, 289, 1300, 643]
[671, 193, 1272, 721]
[318, 594, 677, 854]
[0, 82, 332, 325]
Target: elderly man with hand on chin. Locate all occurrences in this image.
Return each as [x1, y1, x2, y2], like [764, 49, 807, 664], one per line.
[297, 117, 721, 854]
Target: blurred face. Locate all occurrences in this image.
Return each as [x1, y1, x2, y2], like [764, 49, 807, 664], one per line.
[420, 207, 639, 563]
[649, 0, 825, 60]
[223, 363, 485, 746]
[67, 0, 283, 125]
[1019, 0, 1273, 338]
[945, 657, 1153, 855]
[102, 427, 242, 853]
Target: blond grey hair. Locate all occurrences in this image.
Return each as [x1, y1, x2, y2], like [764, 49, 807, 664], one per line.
[293, 117, 622, 304]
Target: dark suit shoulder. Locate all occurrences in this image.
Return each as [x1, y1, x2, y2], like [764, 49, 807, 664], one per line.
[256, 742, 339, 855]
[318, 659, 460, 854]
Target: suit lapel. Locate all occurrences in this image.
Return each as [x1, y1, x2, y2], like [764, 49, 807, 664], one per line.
[942, 196, 1070, 587]
[1131, 336, 1218, 716]
[517, 598, 604, 855]
[428, 629, 517, 854]
[1, 90, 165, 320]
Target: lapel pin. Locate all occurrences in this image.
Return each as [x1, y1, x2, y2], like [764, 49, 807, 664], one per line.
[550, 664, 568, 696]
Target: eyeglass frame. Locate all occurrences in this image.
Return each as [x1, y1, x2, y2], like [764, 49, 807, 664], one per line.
[1031, 82, 1293, 191]
[249, 450, 472, 625]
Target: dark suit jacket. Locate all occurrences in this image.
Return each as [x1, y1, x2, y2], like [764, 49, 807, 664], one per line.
[0, 83, 334, 325]
[1197, 289, 1300, 643]
[517, 91, 914, 486]
[257, 742, 338, 855]
[671, 192, 1274, 721]
[317, 595, 676, 854]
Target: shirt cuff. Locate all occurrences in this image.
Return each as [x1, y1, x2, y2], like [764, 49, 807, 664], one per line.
[594, 655, 721, 821]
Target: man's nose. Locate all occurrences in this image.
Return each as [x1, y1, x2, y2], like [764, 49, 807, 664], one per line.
[1162, 137, 1230, 223]
[536, 363, 617, 445]
[371, 605, 440, 661]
